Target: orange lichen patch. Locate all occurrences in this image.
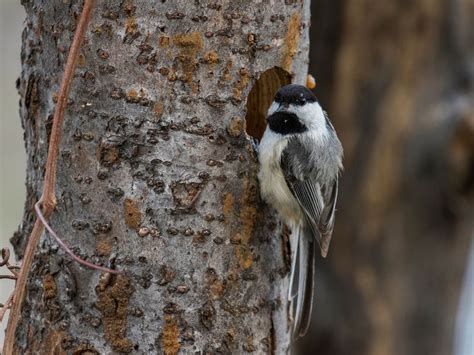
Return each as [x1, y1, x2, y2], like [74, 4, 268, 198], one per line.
[227, 116, 244, 137]
[203, 50, 219, 64]
[97, 145, 120, 166]
[306, 74, 316, 89]
[244, 335, 255, 352]
[236, 243, 253, 269]
[219, 59, 233, 86]
[40, 329, 67, 354]
[77, 53, 86, 68]
[206, 269, 226, 299]
[167, 70, 177, 81]
[96, 275, 135, 353]
[127, 88, 138, 99]
[173, 32, 204, 92]
[227, 269, 239, 282]
[159, 36, 170, 47]
[222, 192, 234, 219]
[124, 198, 141, 231]
[96, 239, 112, 256]
[52, 92, 59, 103]
[282, 12, 302, 72]
[123, 1, 138, 37]
[210, 280, 225, 299]
[227, 327, 236, 341]
[153, 102, 164, 120]
[123, 0, 136, 14]
[43, 274, 57, 299]
[126, 88, 148, 103]
[247, 33, 256, 45]
[232, 68, 250, 102]
[192, 233, 206, 244]
[73, 344, 100, 355]
[234, 178, 258, 269]
[125, 16, 138, 35]
[173, 32, 203, 47]
[171, 182, 202, 208]
[161, 315, 180, 355]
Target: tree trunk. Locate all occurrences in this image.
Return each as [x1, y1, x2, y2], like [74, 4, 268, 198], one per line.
[301, 1, 474, 355]
[9, 1, 310, 353]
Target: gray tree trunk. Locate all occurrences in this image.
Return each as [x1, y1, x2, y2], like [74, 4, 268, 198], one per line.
[10, 1, 310, 353]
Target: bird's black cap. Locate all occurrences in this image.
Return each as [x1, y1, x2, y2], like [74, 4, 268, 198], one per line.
[274, 84, 317, 106]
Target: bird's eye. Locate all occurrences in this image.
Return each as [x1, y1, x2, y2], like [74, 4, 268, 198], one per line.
[299, 97, 306, 104]
[275, 93, 281, 101]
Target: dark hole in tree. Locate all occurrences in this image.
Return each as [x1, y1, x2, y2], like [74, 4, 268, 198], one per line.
[245, 67, 292, 141]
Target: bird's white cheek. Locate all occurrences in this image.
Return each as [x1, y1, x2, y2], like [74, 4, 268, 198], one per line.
[288, 102, 327, 134]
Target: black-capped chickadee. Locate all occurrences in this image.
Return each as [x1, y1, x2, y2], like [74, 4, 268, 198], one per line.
[258, 84, 343, 338]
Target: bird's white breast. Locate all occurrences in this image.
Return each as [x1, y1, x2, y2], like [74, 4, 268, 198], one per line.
[258, 128, 304, 224]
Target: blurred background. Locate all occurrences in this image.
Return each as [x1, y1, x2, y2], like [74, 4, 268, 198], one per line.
[302, 1, 473, 355]
[0, 0, 472, 354]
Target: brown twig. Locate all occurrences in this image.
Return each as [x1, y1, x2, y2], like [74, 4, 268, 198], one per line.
[7, 267, 20, 278]
[0, 292, 14, 323]
[35, 202, 121, 274]
[0, 248, 20, 278]
[3, 1, 96, 352]
[0, 247, 11, 266]
[0, 248, 19, 322]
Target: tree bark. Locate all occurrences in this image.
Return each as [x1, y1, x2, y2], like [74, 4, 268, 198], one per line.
[301, 1, 474, 355]
[10, 1, 310, 353]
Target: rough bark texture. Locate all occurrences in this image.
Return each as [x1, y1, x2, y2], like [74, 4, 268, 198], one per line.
[299, 1, 474, 355]
[11, 1, 310, 353]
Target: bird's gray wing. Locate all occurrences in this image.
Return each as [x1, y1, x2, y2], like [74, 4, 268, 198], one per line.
[286, 178, 337, 338]
[286, 176, 338, 257]
[318, 177, 338, 256]
[281, 138, 340, 338]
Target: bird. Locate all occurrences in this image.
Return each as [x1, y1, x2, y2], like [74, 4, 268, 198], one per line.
[258, 84, 343, 338]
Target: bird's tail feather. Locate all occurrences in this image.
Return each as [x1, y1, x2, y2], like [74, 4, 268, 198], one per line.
[289, 224, 316, 339]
